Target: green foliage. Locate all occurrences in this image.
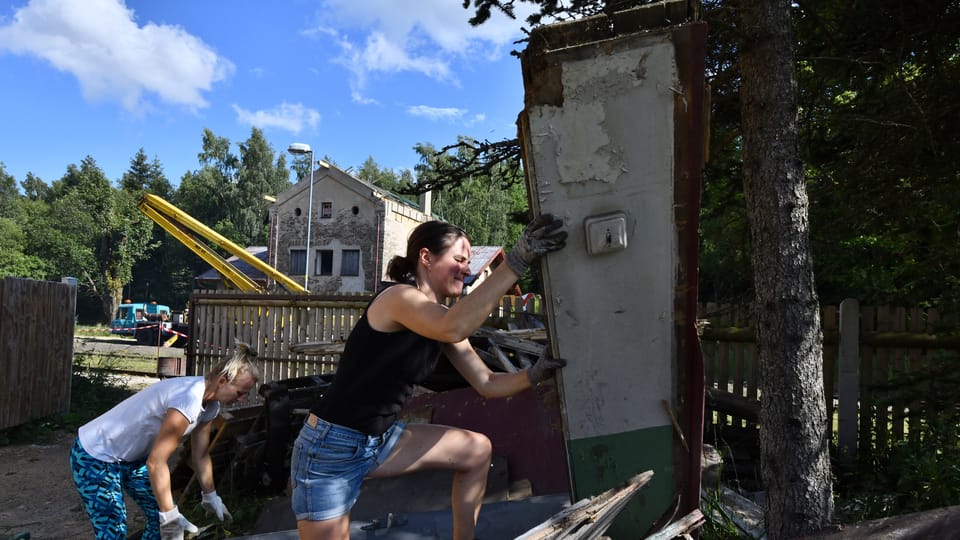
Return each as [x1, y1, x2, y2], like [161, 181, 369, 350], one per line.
[10, 157, 155, 321]
[0, 216, 50, 278]
[126, 127, 292, 309]
[356, 156, 409, 193]
[414, 140, 527, 246]
[835, 353, 960, 522]
[180, 490, 275, 538]
[700, 488, 749, 540]
[412, 139, 539, 291]
[797, 1, 960, 307]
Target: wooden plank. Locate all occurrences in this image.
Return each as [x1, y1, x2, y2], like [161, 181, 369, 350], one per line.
[516, 471, 654, 540]
[644, 509, 705, 540]
[0, 278, 73, 429]
[859, 306, 875, 459]
[875, 306, 891, 450]
[821, 304, 837, 442]
[906, 307, 923, 445]
[891, 307, 906, 441]
[837, 299, 860, 461]
[716, 306, 731, 426]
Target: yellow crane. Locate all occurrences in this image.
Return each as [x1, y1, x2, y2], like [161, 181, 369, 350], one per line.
[138, 193, 307, 294]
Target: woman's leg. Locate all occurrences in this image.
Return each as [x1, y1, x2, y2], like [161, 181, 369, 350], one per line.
[70, 439, 129, 540]
[123, 462, 161, 540]
[369, 424, 493, 540]
[297, 514, 351, 539]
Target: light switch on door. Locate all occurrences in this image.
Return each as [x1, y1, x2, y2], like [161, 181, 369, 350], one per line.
[584, 212, 628, 255]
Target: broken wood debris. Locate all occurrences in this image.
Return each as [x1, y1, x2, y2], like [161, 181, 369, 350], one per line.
[516, 471, 654, 540]
[644, 509, 706, 540]
[290, 326, 550, 374]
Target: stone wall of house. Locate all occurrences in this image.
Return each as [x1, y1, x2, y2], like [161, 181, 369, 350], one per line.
[270, 175, 432, 294]
[380, 198, 432, 283]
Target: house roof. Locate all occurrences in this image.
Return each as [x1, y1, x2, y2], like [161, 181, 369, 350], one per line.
[464, 246, 505, 286]
[195, 246, 269, 285]
[277, 163, 426, 213]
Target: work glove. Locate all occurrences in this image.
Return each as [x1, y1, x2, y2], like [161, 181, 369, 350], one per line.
[158, 506, 199, 540]
[506, 214, 568, 276]
[201, 489, 233, 521]
[527, 348, 567, 386]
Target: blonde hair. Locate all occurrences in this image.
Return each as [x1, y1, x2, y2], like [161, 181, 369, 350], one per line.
[208, 340, 261, 383]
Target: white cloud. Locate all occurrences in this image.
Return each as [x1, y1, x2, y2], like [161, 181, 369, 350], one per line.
[0, 0, 233, 113]
[233, 102, 321, 134]
[466, 113, 486, 126]
[310, 0, 533, 103]
[406, 105, 466, 122]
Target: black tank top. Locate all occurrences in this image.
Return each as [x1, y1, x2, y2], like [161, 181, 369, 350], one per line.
[311, 285, 443, 435]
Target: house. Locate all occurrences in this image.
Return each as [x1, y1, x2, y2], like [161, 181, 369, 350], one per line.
[193, 163, 513, 296]
[266, 163, 433, 294]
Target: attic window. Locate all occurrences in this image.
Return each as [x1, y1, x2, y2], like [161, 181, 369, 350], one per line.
[352, 206, 359, 215]
[294, 208, 302, 216]
[321, 202, 332, 219]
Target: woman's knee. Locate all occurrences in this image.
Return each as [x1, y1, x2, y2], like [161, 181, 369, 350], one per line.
[462, 431, 492, 470]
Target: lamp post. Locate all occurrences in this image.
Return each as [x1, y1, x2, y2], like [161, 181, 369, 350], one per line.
[288, 142, 314, 291]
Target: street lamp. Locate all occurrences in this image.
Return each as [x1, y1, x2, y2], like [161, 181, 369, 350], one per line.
[288, 142, 314, 291]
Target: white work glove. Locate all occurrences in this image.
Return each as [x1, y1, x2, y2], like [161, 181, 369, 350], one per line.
[505, 214, 567, 276]
[201, 489, 233, 521]
[158, 506, 199, 540]
[527, 348, 567, 385]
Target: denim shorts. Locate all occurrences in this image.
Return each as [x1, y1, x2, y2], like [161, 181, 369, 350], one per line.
[290, 414, 406, 521]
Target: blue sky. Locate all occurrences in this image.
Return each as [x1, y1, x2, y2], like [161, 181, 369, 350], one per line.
[0, 0, 537, 187]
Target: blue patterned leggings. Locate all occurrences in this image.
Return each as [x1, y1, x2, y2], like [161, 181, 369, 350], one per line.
[70, 438, 160, 540]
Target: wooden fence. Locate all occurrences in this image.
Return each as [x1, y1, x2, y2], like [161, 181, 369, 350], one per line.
[700, 300, 960, 459]
[0, 277, 76, 430]
[186, 291, 543, 389]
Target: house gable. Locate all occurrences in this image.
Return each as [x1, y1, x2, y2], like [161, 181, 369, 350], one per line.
[269, 164, 432, 294]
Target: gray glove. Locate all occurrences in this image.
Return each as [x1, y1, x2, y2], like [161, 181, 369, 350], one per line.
[527, 348, 567, 385]
[158, 506, 199, 540]
[201, 490, 233, 521]
[506, 214, 568, 276]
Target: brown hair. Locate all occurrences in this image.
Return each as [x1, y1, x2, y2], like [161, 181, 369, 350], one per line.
[386, 221, 468, 283]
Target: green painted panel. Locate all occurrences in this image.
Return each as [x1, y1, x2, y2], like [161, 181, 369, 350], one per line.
[567, 425, 674, 538]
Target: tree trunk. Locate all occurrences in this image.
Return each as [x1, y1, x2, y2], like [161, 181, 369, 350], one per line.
[738, 1, 834, 537]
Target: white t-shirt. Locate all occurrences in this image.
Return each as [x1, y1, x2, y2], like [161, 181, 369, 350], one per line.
[78, 376, 221, 463]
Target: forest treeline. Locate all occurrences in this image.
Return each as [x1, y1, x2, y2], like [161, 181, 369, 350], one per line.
[2, 0, 958, 322]
[0, 129, 527, 323]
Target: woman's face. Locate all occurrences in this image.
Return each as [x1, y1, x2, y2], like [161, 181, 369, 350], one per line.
[215, 372, 257, 405]
[424, 236, 472, 298]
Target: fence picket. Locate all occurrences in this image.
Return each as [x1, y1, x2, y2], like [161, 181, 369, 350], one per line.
[698, 301, 960, 459]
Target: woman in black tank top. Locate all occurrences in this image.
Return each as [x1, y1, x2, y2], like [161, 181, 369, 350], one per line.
[292, 216, 568, 540]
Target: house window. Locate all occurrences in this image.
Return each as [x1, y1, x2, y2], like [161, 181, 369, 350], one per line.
[321, 202, 333, 219]
[290, 249, 307, 274]
[341, 249, 360, 276]
[317, 250, 333, 276]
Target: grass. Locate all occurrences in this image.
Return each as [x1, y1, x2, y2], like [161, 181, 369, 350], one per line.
[75, 323, 114, 338]
[75, 352, 158, 374]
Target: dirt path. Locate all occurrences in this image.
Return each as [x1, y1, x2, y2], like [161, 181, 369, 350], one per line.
[0, 375, 156, 539]
[0, 429, 150, 539]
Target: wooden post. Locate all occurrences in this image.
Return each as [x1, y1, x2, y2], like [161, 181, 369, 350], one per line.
[838, 298, 860, 461]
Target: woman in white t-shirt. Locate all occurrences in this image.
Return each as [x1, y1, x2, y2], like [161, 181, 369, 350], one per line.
[71, 342, 260, 540]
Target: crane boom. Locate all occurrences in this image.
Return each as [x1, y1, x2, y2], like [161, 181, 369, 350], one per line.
[138, 193, 307, 294]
